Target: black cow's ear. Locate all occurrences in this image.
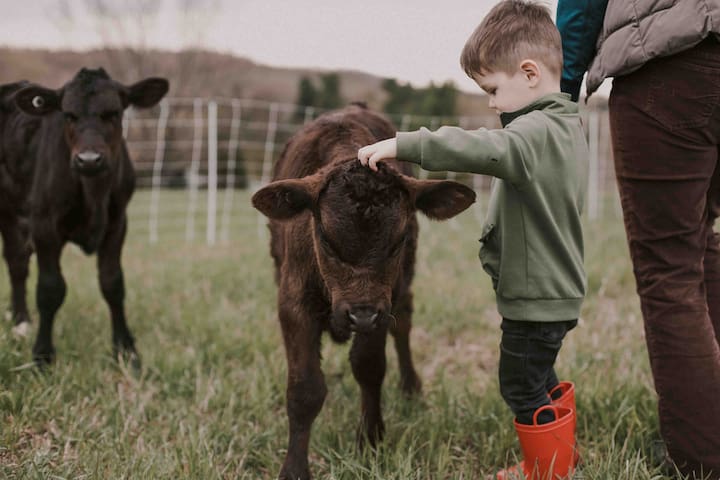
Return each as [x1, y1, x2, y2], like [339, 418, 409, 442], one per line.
[124, 77, 169, 109]
[14, 86, 62, 116]
[252, 178, 320, 220]
[406, 178, 476, 220]
[0, 81, 28, 112]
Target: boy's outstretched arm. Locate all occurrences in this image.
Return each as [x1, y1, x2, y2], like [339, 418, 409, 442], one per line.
[358, 138, 397, 172]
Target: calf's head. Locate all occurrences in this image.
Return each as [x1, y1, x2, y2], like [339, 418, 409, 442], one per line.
[14, 68, 168, 176]
[253, 162, 475, 339]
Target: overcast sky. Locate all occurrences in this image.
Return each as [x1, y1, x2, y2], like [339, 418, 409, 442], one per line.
[0, 0, 607, 95]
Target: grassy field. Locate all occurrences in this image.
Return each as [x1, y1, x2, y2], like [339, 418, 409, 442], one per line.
[0, 189, 684, 479]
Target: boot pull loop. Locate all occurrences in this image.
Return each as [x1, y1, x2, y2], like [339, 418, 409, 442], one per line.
[548, 383, 564, 398]
[533, 405, 559, 425]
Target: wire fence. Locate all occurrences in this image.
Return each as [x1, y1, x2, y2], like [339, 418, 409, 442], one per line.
[123, 97, 617, 245]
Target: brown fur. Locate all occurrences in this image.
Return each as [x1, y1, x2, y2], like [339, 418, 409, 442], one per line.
[252, 104, 475, 480]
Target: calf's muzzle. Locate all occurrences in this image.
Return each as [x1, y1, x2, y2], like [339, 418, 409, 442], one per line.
[73, 150, 107, 174]
[347, 305, 384, 333]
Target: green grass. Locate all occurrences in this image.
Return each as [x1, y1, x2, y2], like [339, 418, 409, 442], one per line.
[0, 190, 689, 479]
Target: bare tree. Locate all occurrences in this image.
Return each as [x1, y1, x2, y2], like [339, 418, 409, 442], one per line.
[50, 0, 219, 87]
[173, 0, 221, 95]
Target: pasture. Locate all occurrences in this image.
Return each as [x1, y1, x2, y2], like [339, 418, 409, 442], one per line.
[0, 189, 673, 479]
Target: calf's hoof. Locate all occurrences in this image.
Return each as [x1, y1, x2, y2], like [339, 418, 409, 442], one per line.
[279, 463, 311, 480]
[115, 348, 142, 376]
[11, 320, 32, 338]
[33, 346, 56, 368]
[400, 373, 422, 396]
[357, 419, 385, 451]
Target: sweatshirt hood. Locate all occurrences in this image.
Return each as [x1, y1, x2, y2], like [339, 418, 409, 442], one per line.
[500, 92, 577, 127]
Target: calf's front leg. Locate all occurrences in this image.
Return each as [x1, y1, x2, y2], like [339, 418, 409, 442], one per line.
[98, 217, 138, 369]
[0, 218, 32, 331]
[278, 305, 327, 480]
[32, 238, 65, 366]
[390, 290, 422, 396]
[350, 326, 388, 449]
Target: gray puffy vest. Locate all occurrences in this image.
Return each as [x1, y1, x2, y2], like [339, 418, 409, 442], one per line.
[587, 0, 720, 95]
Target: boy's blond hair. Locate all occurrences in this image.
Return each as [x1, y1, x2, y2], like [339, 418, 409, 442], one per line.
[460, 0, 562, 78]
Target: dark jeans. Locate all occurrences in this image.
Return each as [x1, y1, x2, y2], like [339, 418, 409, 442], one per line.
[499, 318, 577, 425]
[609, 37, 720, 477]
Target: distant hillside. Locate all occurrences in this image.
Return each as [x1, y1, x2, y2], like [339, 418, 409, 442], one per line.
[0, 47, 495, 117]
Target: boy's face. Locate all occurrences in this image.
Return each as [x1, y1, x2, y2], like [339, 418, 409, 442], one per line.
[473, 69, 539, 115]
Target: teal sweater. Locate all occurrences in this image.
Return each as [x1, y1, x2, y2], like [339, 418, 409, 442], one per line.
[397, 93, 588, 321]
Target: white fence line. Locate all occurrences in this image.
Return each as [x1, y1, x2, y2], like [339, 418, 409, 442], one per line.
[185, 98, 203, 243]
[148, 99, 169, 244]
[207, 100, 218, 246]
[220, 99, 242, 243]
[124, 97, 614, 245]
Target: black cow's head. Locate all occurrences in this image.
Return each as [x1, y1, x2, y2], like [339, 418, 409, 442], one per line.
[253, 162, 475, 339]
[14, 68, 168, 176]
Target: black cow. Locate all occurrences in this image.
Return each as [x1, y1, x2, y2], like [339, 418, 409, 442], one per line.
[4, 68, 168, 366]
[0, 81, 39, 336]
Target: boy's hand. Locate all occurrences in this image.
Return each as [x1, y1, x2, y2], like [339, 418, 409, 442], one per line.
[357, 138, 397, 172]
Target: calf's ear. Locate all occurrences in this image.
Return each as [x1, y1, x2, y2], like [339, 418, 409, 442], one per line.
[14, 86, 62, 116]
[252, 177, 320, 220]
[0, 81, 27, 112]
[406, 178, 476, 220]
[124, 78, 169, 108]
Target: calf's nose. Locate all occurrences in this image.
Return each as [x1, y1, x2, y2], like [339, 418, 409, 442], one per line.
[75, 151, 103, 166]
[347, 306, 380, 333]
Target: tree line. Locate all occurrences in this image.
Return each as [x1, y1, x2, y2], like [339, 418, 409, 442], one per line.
[294, 74, 458, 119]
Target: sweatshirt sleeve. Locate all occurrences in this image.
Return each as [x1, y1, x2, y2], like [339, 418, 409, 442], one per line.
[396, 113, 547, 185]
[556, 0, 609, 101]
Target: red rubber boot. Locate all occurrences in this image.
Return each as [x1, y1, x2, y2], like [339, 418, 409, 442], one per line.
[496, 405, 577, 480]
[549, 381, 579, 467]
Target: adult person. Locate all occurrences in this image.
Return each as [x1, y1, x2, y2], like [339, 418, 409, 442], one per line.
[557, 1, 720, 477]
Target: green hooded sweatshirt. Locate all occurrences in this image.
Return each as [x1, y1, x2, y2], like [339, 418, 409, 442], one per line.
[397, 92, 588, 321]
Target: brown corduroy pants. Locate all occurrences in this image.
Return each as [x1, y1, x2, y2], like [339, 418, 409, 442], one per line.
[608, 37, 720, 478]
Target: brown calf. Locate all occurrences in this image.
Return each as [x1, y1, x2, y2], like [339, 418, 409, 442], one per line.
[252, 104, 475, 480]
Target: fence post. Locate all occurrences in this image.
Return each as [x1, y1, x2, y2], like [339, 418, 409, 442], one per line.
[258, 103, 279, 239]
[588, 110, 599, 221]
[473, 175, 485, 222]
[304, 105, 314, 124]
[122, 107, 132, 139]
[186, 98, 204, 243]
[149, 99, 169, 244]
[207, 100, 218, 246]
[221, 99, 242, 243]
[261, 103, 279, 185]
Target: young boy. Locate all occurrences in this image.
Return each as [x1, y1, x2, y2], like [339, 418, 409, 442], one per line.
[358, 1, 587, 478]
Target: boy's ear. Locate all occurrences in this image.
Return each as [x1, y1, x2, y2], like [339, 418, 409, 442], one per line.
[519, 59, 541, 86]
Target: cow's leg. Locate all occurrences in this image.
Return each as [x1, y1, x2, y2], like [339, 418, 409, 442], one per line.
[390, 290, 422, 395]
[279, 306, 326, 480]
[32, 238, 65, 365]
[350, 326, 388, 448]
[0, 217, 31, 330]
[97, 217, 138, 368]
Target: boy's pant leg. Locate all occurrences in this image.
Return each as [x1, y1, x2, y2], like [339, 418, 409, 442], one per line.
[608, 39, 720, 475]
[499, 318, 576, 425]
